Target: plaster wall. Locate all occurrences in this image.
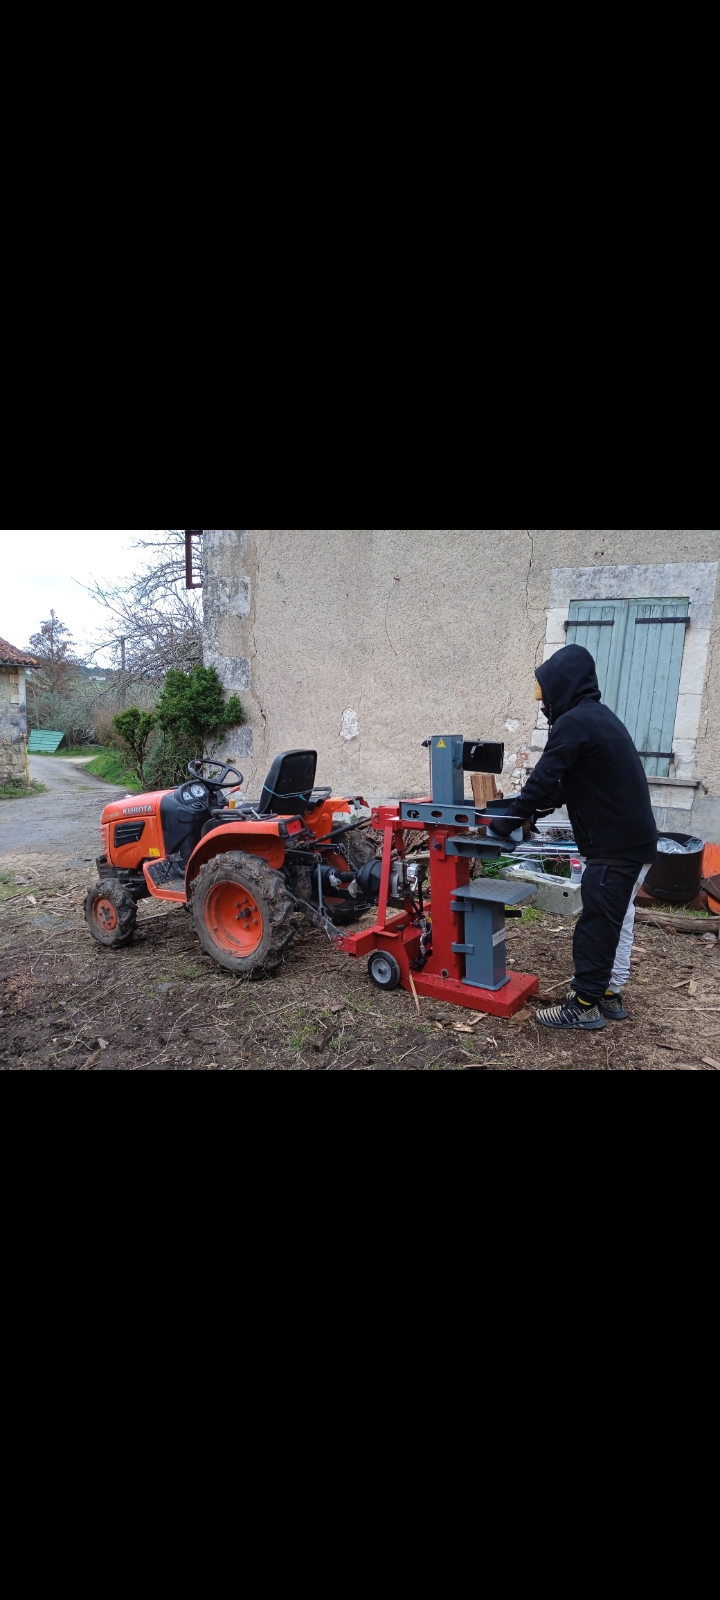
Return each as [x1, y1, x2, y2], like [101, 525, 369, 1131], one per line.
[0, 665, 29, 782]
[203, 532, 720, 829]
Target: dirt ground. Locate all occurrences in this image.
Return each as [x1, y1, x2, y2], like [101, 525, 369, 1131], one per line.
[2, 846, 720, 1070]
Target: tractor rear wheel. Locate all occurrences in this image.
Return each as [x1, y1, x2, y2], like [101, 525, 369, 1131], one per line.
[85, 881, 137, 948]
[191, 852, 302, 977]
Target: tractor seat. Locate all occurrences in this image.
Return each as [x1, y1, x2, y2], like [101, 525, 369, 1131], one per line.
[256, 750, 318, 815]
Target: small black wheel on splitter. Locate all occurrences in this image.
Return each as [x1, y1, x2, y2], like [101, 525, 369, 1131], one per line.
[368, 950, 401, 991]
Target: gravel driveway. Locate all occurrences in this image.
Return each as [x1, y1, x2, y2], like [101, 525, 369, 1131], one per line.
[0, 756, 128, 860]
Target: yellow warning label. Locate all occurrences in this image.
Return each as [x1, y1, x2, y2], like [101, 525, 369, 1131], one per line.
[149, 848, 160, 857]
[436, 739, 446, 748]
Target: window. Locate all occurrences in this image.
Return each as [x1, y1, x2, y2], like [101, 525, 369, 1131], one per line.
[566, 598, 690, 777]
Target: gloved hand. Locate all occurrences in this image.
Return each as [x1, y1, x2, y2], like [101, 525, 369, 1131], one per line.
[486, 812, 523, 840]
[533, 807, 557, 821]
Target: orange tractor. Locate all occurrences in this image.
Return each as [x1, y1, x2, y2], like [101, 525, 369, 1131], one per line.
[85, 752, 374, 976]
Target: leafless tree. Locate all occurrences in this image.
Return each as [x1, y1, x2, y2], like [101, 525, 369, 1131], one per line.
[25, 609, 88, 729]
[80, 530, 203, 689]
[27, 609, 84, 693]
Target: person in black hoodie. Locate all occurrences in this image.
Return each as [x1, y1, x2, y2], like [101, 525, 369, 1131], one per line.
[490, 644, 658, 1032]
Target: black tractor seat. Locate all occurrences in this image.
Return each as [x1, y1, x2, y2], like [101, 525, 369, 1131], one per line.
[198, 751, 324, 839]
[256, 749, 318, 814]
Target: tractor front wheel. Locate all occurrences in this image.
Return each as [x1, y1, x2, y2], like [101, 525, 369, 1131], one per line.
[191, 852, 302, 977]
[85, 881, 137, 948]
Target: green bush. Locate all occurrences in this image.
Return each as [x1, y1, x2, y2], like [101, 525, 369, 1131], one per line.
[85, 668, 245, 794]
[144, 665, 245, 790]
[155, 665, 244, 748]
[144, 732, 198, 791]
[113, 708, 157, 787]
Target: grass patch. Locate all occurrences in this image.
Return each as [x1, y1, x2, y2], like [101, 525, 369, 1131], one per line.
[481, 856, 517, 879]
[84, 751, 140, 791]
[41, 745, 114, 759]
[0, 870, 18, 901]
[289, 1024, 316, 1053]
[657, 904, 712, 918]
[542, 859, 571, 878]
[0, 778, 48, 800]
[521, 906, 543, 923]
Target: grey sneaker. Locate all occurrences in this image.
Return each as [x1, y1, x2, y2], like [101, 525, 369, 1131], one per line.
[568, 985, 628, 1021]
[537, 996, 606, 1031]
[598, 991, 629, 1021]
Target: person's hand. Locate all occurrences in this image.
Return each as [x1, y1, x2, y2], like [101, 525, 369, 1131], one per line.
[486, 812, 521, 840]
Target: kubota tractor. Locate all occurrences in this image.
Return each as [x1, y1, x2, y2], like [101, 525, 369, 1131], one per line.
[85, 751, 376, 977]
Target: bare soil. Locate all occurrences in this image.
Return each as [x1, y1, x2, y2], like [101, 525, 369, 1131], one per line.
[2, 849, 720, 1070]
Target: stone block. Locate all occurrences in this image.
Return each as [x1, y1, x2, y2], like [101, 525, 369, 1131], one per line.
[678, 627, 711, 696]
[651, 786, 694, 812]
[500, 865, 583, 917]
[546, 606, 569, 644]
[673, 740, 697, 780]
[673, 693, 703, 742]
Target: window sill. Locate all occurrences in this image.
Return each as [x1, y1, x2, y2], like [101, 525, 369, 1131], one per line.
[646, 776, 700, 789]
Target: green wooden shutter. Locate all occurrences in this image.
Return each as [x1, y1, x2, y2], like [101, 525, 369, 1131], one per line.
[567, 596, 689, 777]
[614, 599, 689, 777]
[565, 601, 629, 706]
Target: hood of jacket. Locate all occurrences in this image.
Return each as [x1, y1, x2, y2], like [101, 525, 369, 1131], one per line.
[535, 645, 602, 724]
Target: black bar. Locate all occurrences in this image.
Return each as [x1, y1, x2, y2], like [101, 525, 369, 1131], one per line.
[185, 530, 203, 589]
[637, 752, 673, 759]
[635, 616, 689, 625]
[564, 619, 614, 629]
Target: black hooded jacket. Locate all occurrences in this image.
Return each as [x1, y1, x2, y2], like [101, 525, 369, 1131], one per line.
[508, 645, 658, 863]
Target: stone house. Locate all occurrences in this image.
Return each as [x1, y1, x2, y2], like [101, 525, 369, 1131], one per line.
[201, 531, 720, 839]
[0, 637, 37, 784]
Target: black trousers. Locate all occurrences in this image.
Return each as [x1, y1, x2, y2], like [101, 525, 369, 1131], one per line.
[573, 863, 640, 1003]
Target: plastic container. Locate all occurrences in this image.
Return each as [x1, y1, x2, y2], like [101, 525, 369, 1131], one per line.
[643, 833, 704, 904]
[571, 858, 583, 884]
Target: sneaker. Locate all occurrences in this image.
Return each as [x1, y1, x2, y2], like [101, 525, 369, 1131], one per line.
[567, 985, 628, 1022]
[598, 990, 629, 1021]
[537, 996, 606, 1031]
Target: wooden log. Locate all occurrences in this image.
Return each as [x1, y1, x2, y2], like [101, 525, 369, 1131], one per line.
[635, 908, 720, 934]
[471, 773, 503, 808]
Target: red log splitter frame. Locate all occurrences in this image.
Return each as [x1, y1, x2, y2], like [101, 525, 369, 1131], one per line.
[336, 734, 539, 1017]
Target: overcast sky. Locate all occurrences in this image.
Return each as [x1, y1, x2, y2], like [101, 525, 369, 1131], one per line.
[1, 531, 159, 662]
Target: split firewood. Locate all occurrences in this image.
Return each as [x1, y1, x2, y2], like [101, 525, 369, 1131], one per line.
[471, 773, 502, 808]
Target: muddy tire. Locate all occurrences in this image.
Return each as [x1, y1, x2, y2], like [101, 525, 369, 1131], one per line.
[191, 852, 302, 976]
[85, 881, 137, 948]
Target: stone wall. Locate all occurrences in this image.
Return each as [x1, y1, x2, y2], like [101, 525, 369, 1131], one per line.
[202, 531, 720, 835]
[0, 665, 29, 783]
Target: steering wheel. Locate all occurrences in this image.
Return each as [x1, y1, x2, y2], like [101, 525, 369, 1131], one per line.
[187, 759, 244, 791]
